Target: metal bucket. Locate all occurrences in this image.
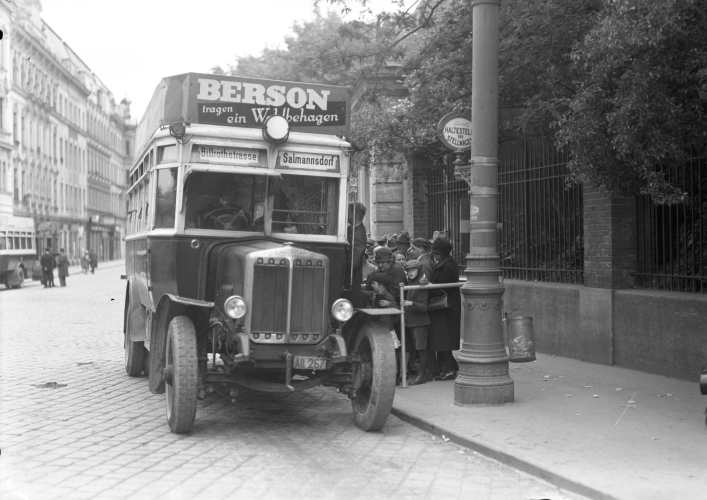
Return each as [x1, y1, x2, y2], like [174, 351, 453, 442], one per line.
[507, 316, 536, 363]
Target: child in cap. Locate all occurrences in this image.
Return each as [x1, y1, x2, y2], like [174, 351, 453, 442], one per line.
[401, 260, 430, 385]
[363, 272, 401, 349]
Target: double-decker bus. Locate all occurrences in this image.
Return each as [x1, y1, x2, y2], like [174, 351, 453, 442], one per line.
[0, 215, 37, 289]
[123, 73, 397, 434]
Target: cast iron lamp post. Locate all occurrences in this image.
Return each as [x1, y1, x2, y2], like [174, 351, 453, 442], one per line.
[453, 0, 514, 405]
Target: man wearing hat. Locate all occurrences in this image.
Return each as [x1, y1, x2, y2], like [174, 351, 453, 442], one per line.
[344, 201, 368, 308]
[40, 247, 55, 288]
[365, 246, 407, 304]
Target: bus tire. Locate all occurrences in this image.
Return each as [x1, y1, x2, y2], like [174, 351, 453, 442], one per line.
[165, 315, 198, 434]
[351, 320, 396, 432]
[10, 267, 24, 289]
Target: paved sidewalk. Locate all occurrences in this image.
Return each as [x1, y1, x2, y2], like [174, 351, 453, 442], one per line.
[66, 258, 125, 276]
[392, 353, 707, 500]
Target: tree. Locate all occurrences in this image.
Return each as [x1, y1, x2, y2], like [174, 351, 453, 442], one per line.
[214, 9, 365, 87]
[556, 0, 707, 203]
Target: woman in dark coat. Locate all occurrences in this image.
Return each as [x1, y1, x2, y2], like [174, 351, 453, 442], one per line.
[427, 238, 461, 380]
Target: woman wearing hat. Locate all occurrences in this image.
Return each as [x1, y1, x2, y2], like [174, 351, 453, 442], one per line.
[427, 238, 461, 381]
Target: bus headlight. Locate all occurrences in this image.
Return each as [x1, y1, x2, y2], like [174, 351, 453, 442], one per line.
[224, 295, 247, 319]
[331, 299, 353, 322]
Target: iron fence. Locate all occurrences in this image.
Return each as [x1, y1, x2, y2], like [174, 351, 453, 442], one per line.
[635, 152, 707, 293]
[427, 161, 468, 272]
[427, 140, 584, 282]
[498, 141, 584, 283]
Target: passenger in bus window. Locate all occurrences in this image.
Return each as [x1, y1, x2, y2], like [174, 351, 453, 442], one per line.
[275, 175, 325, 234]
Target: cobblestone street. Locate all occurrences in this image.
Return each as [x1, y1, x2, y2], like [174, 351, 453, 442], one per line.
[0, 264, 580, 500]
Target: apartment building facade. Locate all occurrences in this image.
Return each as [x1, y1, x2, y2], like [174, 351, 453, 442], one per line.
[0, 0, 135, 263]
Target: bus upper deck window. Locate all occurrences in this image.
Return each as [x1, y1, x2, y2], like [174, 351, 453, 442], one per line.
[13, 237, 20, 249]
[0, 237, 5, 250]
[20, 237, 26, 249]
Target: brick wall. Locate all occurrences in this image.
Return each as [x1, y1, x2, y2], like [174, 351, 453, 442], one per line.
[582, 186, 637, 289]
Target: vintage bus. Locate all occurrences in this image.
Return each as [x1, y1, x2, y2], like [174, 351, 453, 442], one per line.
[124, 73, 396, 434]
[0, 215, 37, 289]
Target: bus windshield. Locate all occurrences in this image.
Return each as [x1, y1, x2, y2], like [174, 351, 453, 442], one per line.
[183, 170, 340, 235]
[185, 172, 267, 231]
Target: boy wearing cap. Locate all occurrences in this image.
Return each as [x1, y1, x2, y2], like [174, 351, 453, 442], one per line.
[402, 260, 430, 385]
[362, 272, 400, 348]
[365, 246, 407, 304]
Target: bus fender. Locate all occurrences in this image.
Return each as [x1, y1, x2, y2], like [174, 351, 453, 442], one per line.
[125, 279, 146, 342]
[341, 309, 397, 353]
[147, 295, 210, 395]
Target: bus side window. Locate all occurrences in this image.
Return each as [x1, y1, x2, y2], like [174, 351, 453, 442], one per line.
[138, 184, 144, 232]
[128, 192, 134, 235]
[20, 236, 26, 249]
[14, 237, 20, 249]
[144, 175, 151, 229]
[154, 168, 177, 229]
[0, 235, 6, 250]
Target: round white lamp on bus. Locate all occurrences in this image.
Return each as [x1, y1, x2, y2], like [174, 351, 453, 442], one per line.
[262, 115, 290, 145]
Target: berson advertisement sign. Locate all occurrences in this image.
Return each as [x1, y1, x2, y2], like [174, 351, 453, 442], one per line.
[194, 76, 348, 134]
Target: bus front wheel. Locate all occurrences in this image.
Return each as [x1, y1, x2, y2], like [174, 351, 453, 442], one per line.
[164, 316, 198, 434]
[351, 320, 396, 432]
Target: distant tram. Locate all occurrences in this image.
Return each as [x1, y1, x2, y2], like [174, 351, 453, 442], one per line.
[123, 73, 396, 434]
[0, 215, 37, 289]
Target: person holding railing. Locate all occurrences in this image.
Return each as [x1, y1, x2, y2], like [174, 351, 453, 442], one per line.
[401, 260, 430, 385]
[423, 238, 461, 381]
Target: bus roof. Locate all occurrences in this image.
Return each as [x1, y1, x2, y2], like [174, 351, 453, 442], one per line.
[135, 73, 351, 160]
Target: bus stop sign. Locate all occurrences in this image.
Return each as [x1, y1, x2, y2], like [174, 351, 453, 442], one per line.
[437, 112, 472, 151]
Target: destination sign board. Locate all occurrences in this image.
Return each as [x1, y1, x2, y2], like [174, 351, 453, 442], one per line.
[190, 145, 266, 167]
[276, 151, 340, 172]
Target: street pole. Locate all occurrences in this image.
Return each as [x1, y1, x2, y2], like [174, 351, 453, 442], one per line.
[453, 0, 514, 405]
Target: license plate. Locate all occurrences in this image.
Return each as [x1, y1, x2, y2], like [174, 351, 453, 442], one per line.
[293, 357, 327, 371]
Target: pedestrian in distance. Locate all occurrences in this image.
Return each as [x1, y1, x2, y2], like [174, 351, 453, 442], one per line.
[81, 250, 90, 274]
[424, 238, 461, 381]
[40, 247, 55, 288]
[344, 201, 368, 309]
[89, 250, 98, 274]
[56, 248, 70, 287]
[401, 260, 430, 385]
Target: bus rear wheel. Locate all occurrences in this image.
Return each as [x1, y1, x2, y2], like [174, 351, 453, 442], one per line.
[351, 321, 396, 432]
[164, 315, 198, 434]
[124, 298, 147, 377]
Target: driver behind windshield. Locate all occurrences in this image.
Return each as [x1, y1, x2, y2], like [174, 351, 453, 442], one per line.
[185, 173, 259, 231]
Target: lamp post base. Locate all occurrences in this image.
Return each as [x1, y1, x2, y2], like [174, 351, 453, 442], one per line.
[454, 363, 514, 406]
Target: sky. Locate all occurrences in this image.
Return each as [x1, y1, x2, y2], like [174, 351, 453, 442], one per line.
[40, 0, 410, 121]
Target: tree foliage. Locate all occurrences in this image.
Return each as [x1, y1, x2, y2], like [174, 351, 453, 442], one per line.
[215, 0, 707, 203]
[556, 0, 707, 203]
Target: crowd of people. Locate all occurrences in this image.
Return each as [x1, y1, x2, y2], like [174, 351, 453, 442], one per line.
[346, 202, 461, 385]
[39, 248, 97, 288]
